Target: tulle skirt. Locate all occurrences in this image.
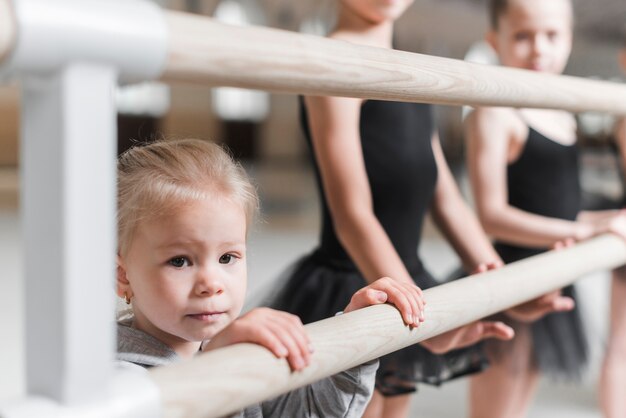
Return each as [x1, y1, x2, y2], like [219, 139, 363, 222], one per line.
[270, 249, 488, 396]
[487, 243, 589, 379]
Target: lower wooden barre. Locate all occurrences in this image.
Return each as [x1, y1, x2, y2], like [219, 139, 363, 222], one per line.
[150, 234, 626, 418]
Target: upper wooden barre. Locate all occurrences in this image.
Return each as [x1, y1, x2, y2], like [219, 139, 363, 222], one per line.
[163, 12, 626, 115]
[2, 5, 626, 115]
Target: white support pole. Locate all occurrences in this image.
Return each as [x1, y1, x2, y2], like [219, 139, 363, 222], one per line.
[21, 63, 117, 405]
[0, 1, 169, 414]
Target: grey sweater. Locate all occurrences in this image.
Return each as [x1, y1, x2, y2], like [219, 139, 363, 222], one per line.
[117, 322, 378, 418]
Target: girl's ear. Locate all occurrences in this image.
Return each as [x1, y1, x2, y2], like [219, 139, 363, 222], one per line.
[116, 254, 133, 300]
[485, 30, 499, 55]
[619, 48, 626, 73]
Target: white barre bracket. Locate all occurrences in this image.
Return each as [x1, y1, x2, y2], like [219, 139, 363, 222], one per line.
[2, 0, 168, 83]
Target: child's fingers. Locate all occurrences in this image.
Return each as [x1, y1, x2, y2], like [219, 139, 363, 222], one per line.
[535, 290, 562, 305]
[382, 282, 418, 325]
[252, 327, 289, 359]
[472, 261, 502, 275]
[361, 288, 388, 307]
[480, 321, 515, 341]
[343, 288, 387, 313]
[270, 314, 311, 370]
[268, 324, 306, 371]
[391, 281, 421, 324]
[490, 260, 504, 269]
[400, 281, 425, 324]
[472, 263, 488, 274]
[550, 295, 575, 312]
[552, 239, 575, 250]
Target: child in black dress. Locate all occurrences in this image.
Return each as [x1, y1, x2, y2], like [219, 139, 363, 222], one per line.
[272, 1, 570, 417]
[466, 1, 626, 416]
[599, 38, 626, 418]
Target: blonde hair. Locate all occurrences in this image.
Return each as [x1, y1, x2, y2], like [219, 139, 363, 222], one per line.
[117, 138, 258, 255]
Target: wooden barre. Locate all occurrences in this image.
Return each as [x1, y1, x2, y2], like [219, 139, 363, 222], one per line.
[163, 11, 626, 115]
[2, 2, 626, 115]
[150, 234, 626, 418]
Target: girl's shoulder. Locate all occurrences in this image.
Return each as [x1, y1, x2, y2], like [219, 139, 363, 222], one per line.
[465, 107, 528, 141]
[116, 321, 181, 368]
[518, 109, 577, 146]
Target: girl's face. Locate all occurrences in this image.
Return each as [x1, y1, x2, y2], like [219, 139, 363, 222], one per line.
[117, 195, 248, 356]
[488, 0, 573, 74]
[341, 0, 414, 24]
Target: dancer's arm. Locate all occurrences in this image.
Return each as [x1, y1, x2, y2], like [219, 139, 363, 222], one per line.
[466, 107, 624, 246]
[304, 95, 416, 286]
[429, 133, 501, 271]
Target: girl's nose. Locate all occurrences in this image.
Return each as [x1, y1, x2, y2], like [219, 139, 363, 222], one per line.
[195, 268, 224, 296]
[532, 35, 548, 55]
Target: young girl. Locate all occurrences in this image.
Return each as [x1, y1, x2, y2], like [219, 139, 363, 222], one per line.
[466, 1, 626, 417]
[600, 39, 626, 418]
[115, 138, 430, 417]
[270, 1, 568, 417]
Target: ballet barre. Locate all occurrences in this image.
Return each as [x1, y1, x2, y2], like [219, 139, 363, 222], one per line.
[2, 2, 626, 114]
[150, 234, 626, 418]
[162, 12, 626, 115]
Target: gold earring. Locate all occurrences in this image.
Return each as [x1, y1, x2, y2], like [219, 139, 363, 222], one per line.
[124, 293, 131, 305]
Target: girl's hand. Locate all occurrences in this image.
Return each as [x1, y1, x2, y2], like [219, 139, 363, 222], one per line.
[202, 307, 312, 371]
[579, 210, 626, 242]
[344, 276, 425, 327]
[604, 210, 626, 241]
[505, 290, 574, 323]
[551, 237, 576, 250]
[421, 321, 514, 354]
[472, 260, 504, 275]
[471, 257, 574, 324]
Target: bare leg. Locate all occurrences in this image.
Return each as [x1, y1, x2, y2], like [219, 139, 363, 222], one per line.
[381, 394, 412, 418]
[363, 390, 384, 418]
[600, 267, 626, 418]
[469, 324, 539, 418]
[363, 390, 412, 418]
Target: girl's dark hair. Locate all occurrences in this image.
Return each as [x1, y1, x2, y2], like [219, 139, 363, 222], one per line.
[489, 0, 573, 30]
[488, 0, 508, 29]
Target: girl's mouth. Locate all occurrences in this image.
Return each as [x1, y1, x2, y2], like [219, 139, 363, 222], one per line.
[187, 312, 226, 323]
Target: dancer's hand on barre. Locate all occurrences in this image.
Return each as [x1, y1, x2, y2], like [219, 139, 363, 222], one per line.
[344, 276, 425, 327]
[596, 210, 626, 241]
[506, 290, 575, 323]
[472, 260, 504, 274]
[421, 321, 514, 354]
[202, 307, 313, 372]
[575, 209, 626, 241]
[471, 258, 574, 323]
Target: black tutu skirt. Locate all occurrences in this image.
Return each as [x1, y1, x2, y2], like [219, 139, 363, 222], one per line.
[486, 243, 589, 380]
[270, 249, 489, 396]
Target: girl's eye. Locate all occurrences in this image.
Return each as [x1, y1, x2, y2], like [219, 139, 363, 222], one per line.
[169, 257, 189, 268]
[514, 32, 530, 41]
[219, 254, 234, 264]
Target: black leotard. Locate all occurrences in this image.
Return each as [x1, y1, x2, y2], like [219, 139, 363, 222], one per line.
[493, 126, 588, 378]
[272, 99, 487, 396]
